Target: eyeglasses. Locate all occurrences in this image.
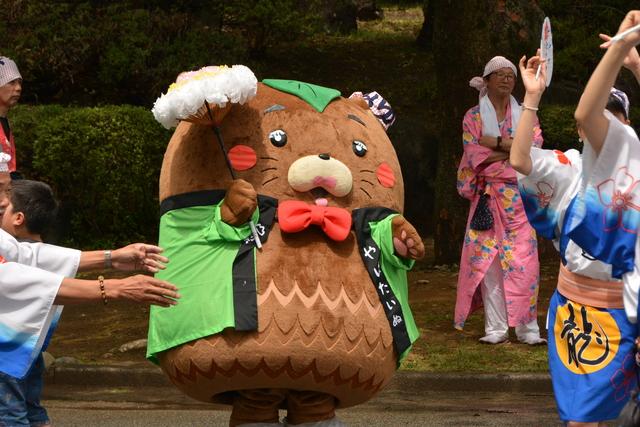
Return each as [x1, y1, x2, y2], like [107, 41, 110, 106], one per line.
[493, 72, 516, 81]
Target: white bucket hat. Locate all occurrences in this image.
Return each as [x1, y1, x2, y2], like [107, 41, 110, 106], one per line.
[0, 57, 21, 87]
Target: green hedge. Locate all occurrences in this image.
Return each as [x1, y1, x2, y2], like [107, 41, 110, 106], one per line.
[538, 104, 639, 151]
[11, 105, 171, 248]
[537, 105, 577, 152]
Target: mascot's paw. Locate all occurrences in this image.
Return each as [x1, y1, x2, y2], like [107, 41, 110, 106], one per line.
[221, 179, 258, 226]
[391, 215, 425, 260]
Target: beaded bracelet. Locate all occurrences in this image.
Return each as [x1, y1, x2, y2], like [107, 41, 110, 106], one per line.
[98, 275, 108, 305]
[521, 104, 539, 112]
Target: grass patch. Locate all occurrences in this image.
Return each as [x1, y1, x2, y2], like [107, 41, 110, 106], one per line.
[348, 6, 423, 42]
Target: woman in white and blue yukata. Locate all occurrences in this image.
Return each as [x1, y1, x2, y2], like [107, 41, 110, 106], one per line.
[510, 29, 640, 425]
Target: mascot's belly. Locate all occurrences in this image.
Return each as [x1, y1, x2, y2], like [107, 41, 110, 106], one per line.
[158, 227, 397, 408]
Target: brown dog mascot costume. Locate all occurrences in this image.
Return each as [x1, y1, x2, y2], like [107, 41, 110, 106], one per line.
[147, 66, 425, 426]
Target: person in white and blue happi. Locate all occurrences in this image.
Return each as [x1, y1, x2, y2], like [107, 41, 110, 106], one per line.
[510, 32, 640, 425]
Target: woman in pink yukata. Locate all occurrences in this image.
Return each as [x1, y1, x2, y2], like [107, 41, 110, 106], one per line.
[455, 56, 546, 345]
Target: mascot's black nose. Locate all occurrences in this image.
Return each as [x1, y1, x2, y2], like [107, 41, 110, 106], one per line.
[319, 153, 331, 160]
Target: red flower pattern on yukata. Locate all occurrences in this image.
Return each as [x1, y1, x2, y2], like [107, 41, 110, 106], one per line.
[597, 166, 640, 233]
[554, 150, 571, 165]
[535, 181, 554, 209]
[610, 353, 636, 402]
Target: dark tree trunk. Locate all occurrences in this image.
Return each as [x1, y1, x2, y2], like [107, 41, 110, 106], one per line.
[416, 0, 433, 50]
[430, 0, 543, 264]
[323, 0, 358, 34]
[356, 1, 383, 21]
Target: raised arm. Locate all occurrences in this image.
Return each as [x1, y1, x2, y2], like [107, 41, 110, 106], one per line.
[510, 52, 546, 176]
[575, 11, 640, 154]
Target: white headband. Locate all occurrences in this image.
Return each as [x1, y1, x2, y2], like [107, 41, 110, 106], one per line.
[469, 56, 517, 99]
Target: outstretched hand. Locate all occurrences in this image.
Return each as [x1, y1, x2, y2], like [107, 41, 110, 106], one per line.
[518, 49, 546, 96]
[111, 243, 169, 273]
[108, 275, 179, 307]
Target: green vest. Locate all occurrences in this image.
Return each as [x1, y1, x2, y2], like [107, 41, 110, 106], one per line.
[147, 191, 419, 363]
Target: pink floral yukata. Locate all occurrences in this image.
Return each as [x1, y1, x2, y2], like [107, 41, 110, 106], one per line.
[454, 103, 543, 330]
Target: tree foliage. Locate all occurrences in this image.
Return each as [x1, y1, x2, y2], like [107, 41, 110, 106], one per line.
[0, 1, 352, 105]
[536, 1, 640, 98]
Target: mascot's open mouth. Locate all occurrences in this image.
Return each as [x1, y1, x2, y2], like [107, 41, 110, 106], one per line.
[311, 187, 329, 206]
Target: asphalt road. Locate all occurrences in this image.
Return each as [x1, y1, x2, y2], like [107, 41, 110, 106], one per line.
[42, 383, 563, 426]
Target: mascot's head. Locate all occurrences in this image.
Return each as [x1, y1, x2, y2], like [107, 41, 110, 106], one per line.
[156, 67, 405, 213]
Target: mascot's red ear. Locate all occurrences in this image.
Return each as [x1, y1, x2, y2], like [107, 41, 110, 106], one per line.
[348, 91, 396, 132]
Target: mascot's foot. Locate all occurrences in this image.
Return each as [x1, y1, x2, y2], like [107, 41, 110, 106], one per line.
[283, 417, 346, 427]
[231, 390, 338, 427]
[230, 389, 286, 427]
[284, 391, 337, 425]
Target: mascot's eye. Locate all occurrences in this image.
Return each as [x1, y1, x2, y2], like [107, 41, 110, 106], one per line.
[269, 129, 287, 147]
[352, 140, 367, 157]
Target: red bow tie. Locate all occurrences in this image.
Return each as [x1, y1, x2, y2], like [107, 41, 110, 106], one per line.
[278, 200, 352, 241]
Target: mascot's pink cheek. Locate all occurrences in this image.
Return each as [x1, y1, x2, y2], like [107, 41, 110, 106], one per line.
[376, 162, 395, 188]
[228, 145, 257, 171]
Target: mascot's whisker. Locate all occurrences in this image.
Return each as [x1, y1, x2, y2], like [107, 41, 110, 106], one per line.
[262, 176, 279, 186]
[261, 167, 278, 173]
[360, 179, 374, 187]
[260, 156, 279, 162]
[359, 169, 375, 174]
[359, 187, 373, 199]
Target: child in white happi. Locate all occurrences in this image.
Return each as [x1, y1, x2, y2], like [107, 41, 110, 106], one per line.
[510, 48, 639, 426]
[0, 179, 69, 427]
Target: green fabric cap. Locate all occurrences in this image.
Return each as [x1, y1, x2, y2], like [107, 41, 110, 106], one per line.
[262, 79, 341, 112]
